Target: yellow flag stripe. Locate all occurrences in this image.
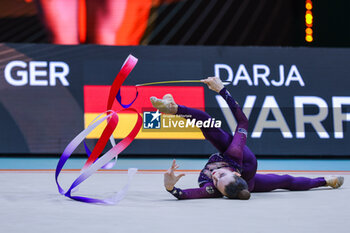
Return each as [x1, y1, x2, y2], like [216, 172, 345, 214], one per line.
[84, 113, 205, 139]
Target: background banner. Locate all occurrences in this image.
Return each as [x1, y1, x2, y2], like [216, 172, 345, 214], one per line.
[0, 43, 349, 156]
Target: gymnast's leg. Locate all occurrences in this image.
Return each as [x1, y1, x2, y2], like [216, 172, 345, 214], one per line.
[150, 94, 232, 153]
[252, 174, 344, 192]
[86, 0, 127, 45]
[176, 101, 257, 185]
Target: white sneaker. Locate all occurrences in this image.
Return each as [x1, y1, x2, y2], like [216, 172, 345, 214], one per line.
[325, 176, 344, 189]
[150, 94, 177, 114]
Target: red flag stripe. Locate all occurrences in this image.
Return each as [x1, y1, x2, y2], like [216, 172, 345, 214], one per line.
[84, 85, 205, 113]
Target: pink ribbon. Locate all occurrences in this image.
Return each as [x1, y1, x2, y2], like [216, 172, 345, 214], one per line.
[55, 55, 141, 204]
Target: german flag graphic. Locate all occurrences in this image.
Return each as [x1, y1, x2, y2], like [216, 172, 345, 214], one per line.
[84, 85, 206, 139]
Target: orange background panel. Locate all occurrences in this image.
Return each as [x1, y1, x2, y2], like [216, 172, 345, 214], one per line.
[116, 0, 153, 45]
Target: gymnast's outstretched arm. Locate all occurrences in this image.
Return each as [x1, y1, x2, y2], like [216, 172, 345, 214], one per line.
[164, 160, 222, 199]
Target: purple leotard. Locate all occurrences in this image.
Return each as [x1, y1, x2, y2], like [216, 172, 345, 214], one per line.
[167, 88, 326, 199]
[198, 153, 242, 187]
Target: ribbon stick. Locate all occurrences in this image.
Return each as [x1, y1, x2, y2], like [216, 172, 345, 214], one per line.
[136, 80, 202, 86]
[56, 55, 140, 204]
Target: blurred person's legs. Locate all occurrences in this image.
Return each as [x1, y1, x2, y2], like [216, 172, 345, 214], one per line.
[36, 0, 79, 44]
[86, 0, 127, 45]
[36, 0, 127, 45]
[36, 0, 184, 45]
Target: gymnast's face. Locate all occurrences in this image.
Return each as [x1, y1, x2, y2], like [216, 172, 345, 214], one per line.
[211, 168, 241, 195]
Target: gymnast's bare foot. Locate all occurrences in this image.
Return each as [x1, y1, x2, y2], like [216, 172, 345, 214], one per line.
[325, 176, 344, 189]
[150, 94, 178, 114]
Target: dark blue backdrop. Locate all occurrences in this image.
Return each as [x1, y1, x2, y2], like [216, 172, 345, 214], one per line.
[0, 43, 349, 156]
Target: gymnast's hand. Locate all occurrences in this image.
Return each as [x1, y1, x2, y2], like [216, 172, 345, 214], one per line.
[201, 76, 225, 93]
[164, 160, 186, 191]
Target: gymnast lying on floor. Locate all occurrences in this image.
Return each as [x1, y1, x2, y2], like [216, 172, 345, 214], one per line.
[150, 77, 344, 200]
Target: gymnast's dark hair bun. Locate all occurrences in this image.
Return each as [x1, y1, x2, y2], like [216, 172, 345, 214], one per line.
[224, 176, 250, 199]
[237, 189, 251, 200]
